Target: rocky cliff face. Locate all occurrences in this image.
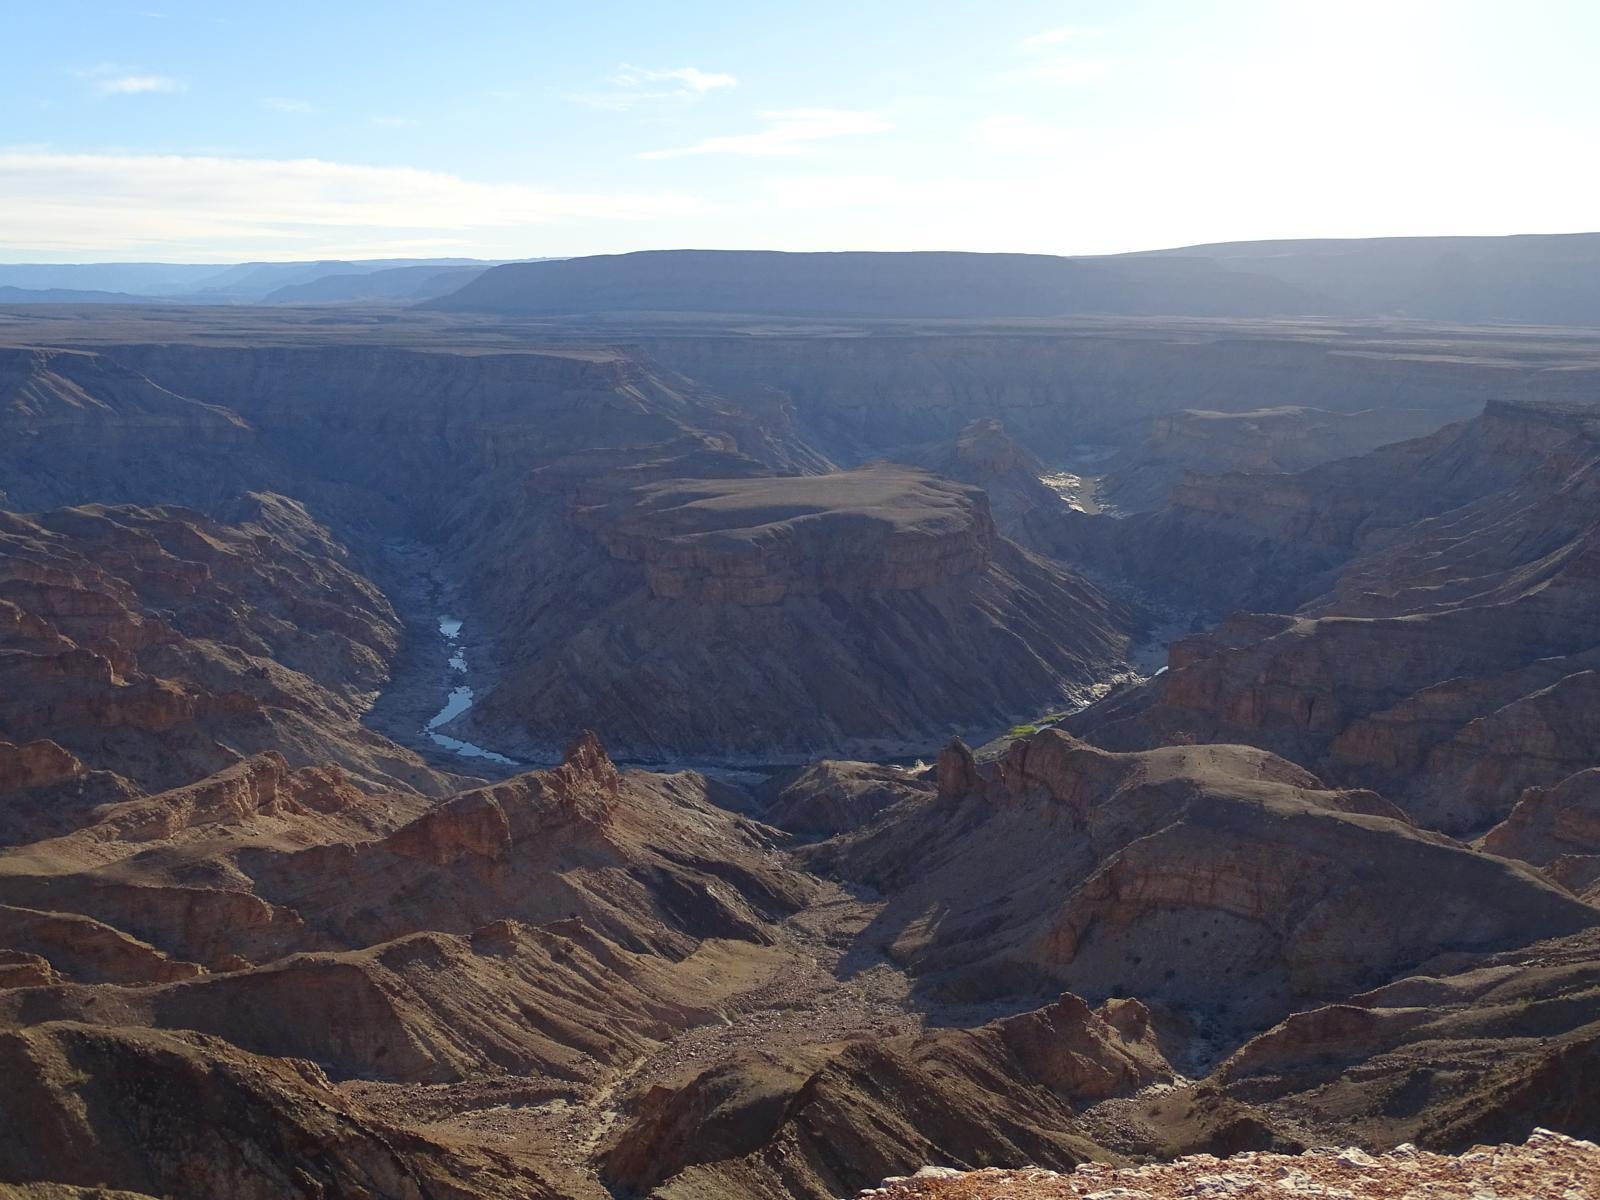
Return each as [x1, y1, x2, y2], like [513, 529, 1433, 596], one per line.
[592, 466, 995, 605]
[1066, 398, 1600, 833]
[462, 462, 1135, 763]
[0, 497, 454, 807]
[639, 329, 1562, 466]
[1098, 403, 1466, 512]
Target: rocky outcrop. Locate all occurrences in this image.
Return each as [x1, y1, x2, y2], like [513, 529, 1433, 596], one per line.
[1482, 768, 1600, 898]
[936, 737, 981, 801]
[1209, 928, 1600, 1152]
[0, 1022, 559, 1199]
[855, 1129, 1600, 1199]
[1068, 398, 1600, 833]
[812, 730, 1596, 1035]
[602, 991, 1170, 1200]
[762, 759, 934, 837]
[0, 907, 201, 986]
[0, 497, 456, 804]
[0, 741, 83, 793]
[251, 751, 813, 959]
[0, 918, 712, 1085]
[591, 465, 996, 605]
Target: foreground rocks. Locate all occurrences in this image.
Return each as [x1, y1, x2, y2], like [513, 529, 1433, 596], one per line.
[854, 1129, 1600, 1199]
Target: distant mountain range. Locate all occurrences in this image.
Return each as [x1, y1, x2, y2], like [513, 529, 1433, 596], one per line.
[6, 233, 1600, 324]
[429, 235, 1600, 325]
[0, 258, 515, 306]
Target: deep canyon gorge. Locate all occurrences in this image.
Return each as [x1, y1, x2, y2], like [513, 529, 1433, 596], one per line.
[3, 248, 1600, 1200]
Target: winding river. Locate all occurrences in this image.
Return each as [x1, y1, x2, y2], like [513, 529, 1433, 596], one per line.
[424, 615, 521, 767]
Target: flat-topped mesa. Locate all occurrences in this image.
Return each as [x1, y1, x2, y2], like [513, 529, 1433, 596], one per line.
[593, 464, 997, 606]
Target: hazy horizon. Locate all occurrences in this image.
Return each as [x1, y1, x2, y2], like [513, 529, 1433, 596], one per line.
[7, 1, 1600, 263]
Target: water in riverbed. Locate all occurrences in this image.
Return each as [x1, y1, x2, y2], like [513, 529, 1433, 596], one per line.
[425, 615, 520, 766]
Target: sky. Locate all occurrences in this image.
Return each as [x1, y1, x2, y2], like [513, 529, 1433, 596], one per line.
[3, 0, 1599, 262]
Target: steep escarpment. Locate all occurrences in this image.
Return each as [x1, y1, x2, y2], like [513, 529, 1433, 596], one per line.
[0, 497, 456, 809]
[1097, 404, 1467, 512]
[639, 330, 1549, 466]
[466, 464, 1136, 763]
[0, 347, 262, 513]
[1066, 397, 1600, 833]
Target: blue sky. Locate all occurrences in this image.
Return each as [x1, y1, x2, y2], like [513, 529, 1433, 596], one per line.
[4, 0, 1598, 261]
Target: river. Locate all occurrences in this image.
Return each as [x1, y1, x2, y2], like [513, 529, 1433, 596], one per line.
[423, 614, 521, 767]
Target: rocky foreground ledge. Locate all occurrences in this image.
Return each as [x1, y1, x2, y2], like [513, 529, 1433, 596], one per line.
[854, 1129, 1598, 1199]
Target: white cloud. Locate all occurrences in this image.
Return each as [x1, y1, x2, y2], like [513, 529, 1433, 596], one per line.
[263, 97, 313, 114]
[975, 115, 1074, 152]
[98, 74, 187, 95]
[613, 64, 736, 93]
[573, 63, 737, 111]
[640, 109, 893, 160]
[1019, 27, 1075, 49]
[0, 152, 704, 257]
